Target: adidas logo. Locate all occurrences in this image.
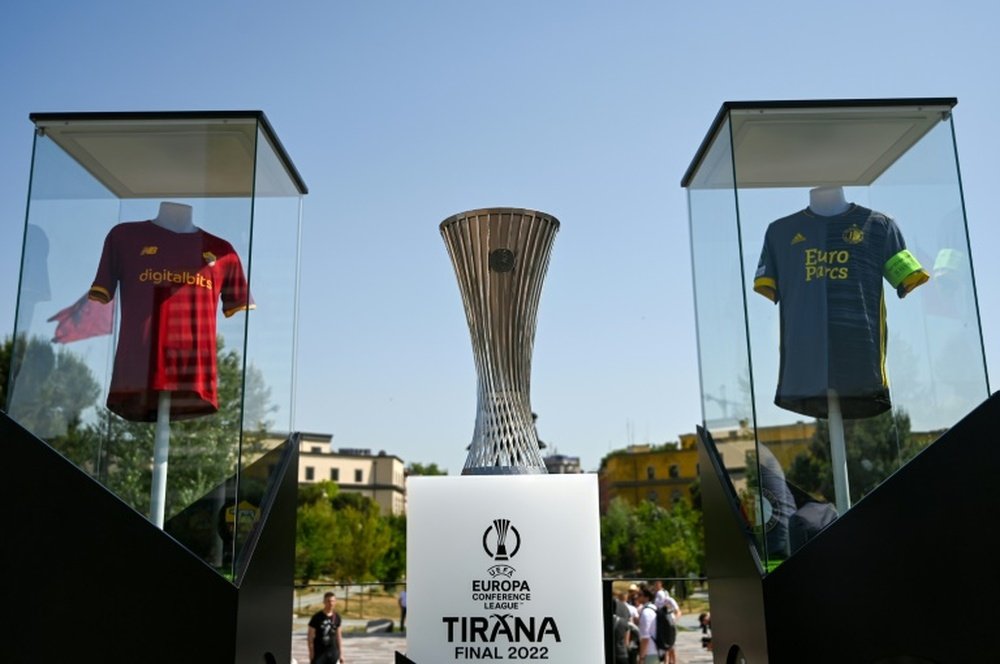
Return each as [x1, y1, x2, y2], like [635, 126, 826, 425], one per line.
[791, 233, 806, 245]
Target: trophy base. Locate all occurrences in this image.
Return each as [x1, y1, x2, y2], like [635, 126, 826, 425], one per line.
[406, 474, 604, 663]
[461, 466, 547, 475]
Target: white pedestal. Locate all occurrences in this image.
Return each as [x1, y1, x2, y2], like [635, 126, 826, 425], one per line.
[406, 474, 604, 663]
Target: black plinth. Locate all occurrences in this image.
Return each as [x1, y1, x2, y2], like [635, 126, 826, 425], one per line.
[0, 410, 299, 663]
[698, 391, 1000, 664]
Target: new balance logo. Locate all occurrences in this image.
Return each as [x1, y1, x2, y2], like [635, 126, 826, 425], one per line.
[140, 246, 159, 256]
[791, 233, 806, 245]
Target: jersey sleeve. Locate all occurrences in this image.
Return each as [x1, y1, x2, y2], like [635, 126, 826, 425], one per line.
[87, 228, 118, 304]
[219, 249, 255, 317]
[753, 231, 779, 303]
[882, 218, 929, 298]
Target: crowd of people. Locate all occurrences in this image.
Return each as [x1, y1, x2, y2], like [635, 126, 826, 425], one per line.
[611, 580, 704, 664]
[308, 581, 705, 664]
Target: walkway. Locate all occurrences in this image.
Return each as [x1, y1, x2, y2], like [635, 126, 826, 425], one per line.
[290, 615, 713, 664]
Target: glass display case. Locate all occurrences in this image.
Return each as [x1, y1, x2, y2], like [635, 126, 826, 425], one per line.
[6, 111, 306, 577]
[683, 99, 988, 570]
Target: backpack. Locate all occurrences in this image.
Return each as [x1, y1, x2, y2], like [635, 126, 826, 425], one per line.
[654, 603, 677, 650]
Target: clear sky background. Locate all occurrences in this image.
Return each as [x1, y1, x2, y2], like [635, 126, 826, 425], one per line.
[1, 1, 997, 473]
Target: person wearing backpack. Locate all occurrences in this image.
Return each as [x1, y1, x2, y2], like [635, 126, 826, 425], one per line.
[636, 584, 660, 664]
[652, 580, 681, 664]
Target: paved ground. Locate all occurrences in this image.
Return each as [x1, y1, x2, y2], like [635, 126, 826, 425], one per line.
[290, 615, 714, 664]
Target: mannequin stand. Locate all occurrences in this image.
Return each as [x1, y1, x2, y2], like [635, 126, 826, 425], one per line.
[828, 389, 850, 514]
[151, 391, 171, 528]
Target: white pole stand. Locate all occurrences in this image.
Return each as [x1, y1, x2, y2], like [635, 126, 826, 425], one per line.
[150, 391, 171, 528]
[828, 389, 851, 514]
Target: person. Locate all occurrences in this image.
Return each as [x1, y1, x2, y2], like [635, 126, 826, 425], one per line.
[611, 594, 631, 664]
[699, 612, 713, 651]
[308, 592, 343, 664]
[627, 617, 640, 664]
[626, 584, 641, 624]
[398, 588, 407, 631]
[636, 584, 659, 664]
[623, 587, 641, 664]
[653, 580, 681, 664]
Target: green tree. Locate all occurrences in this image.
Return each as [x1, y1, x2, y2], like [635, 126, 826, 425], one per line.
[329, 495, 393, 584]
[299, 480, 340, 507]
[601, 497, 640, 574]
[406, 461, 448, 476]
[786, 409, 918, 504]
[1, 335, 100, 438]
[632, 500, 703, 578]
[88, 338, 274, 518]
[0, 335, 12, 410]
[600, 497, 704, 578]
[373, 513, 407, 586]
[296, 498, 339, 584]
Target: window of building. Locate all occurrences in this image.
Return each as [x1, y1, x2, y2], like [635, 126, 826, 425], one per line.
[672, 490, 683, 504]
[330, 468, 339, 481]
[355, 469, 363, 483]
[646, 466, 655, 480]
[647, 490, 658, 503]
[311, 446, 322, 454]
[669, 464, 680, 479]
[305, 467, 315, 481]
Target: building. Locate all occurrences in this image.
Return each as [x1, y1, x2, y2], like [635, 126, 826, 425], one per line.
[543, 453, 582, 474]
[598, 439, 699, 512]
[703, 420, 815, 495]
[597, 421, 817, 513]
[295, 433, 407, 516]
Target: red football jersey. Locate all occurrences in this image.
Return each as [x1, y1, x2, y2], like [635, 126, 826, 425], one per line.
[88, 221, 252, 422]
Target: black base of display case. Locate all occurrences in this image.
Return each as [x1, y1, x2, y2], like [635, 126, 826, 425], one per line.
[698, 391, 1000, 664]
[0, 410, 299, 663]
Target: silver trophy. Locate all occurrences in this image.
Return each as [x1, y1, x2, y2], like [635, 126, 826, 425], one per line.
[440, 207, 559, 475]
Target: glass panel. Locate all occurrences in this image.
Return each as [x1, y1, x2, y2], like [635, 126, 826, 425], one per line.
[232, 126, 304, 566]
[6, 115, 301, 579]
[733, 110, 988, 568]
[686, 103, 987, 572]
[687, 117, 767, 566]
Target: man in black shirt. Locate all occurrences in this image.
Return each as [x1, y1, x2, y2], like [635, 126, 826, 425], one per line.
[308, 592, 343, 664]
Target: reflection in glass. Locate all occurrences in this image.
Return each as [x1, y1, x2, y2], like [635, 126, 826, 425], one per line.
[685, 101, 989, 572]
[8, 113, 304, 579]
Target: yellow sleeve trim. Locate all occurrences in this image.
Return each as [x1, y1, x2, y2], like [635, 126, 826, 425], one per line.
[897, 269, 930, 297]
[88, 285, 111, 303]
[753, 277, 778, 303]
[224, 303, 256, 318]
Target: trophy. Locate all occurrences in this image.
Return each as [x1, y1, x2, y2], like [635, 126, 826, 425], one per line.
[440, 207, 559, 474]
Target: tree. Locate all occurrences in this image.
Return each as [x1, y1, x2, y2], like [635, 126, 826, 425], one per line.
[328, 495, 393, 584]
[87, 337, 275, 518]
[373, 513, 407, 586]
[601, 497, 640, 574]
[600, 497, 704, 578]
[786, 409, 918, 504]
[406, 461, 448, 476]
[1, 335, 100, 438]
[0, 336, 12, 410]
[299, 480, 340, 507]
[296, 499, 339, 584]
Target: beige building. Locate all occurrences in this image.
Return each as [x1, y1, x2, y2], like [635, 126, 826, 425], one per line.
[295, 433, 407, 516]
[597, 421, 817, 513]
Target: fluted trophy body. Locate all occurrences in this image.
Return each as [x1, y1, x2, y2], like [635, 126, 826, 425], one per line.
[440, 208, 559, 475]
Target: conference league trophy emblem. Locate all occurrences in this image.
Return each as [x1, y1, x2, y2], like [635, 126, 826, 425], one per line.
[404, 208, 603, 663]
[439, 208, 558, 474]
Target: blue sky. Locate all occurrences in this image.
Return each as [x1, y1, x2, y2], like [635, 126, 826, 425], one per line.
[1, 1, 998, 472]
